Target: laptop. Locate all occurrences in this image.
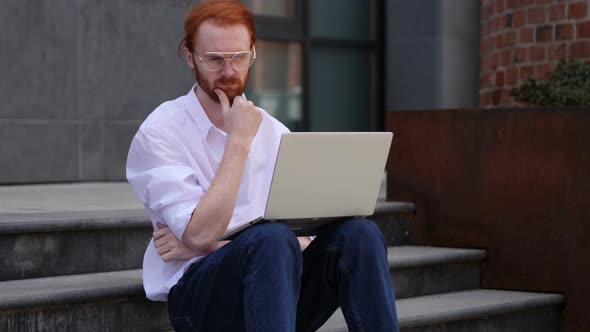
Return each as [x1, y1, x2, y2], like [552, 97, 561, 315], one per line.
[218, 132, 393, 241]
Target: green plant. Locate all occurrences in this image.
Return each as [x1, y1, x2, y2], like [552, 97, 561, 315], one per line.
[510, 58, 590, 106]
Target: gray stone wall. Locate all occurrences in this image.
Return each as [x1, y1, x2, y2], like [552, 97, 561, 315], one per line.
[0, 0, 483, 184]
[385, 0, 480, 110]
[0, 0, 193, 183]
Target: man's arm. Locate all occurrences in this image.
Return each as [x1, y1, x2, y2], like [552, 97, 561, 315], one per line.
[181, 89, 262, 256]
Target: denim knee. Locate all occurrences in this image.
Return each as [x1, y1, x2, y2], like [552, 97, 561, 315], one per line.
[242, 222, 300, 253]
[341, 218, 385, 243]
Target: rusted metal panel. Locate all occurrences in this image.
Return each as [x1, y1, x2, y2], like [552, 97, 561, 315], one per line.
[386, 108, 590, 332]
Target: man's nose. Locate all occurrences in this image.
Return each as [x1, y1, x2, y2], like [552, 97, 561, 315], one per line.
[220, 60, 236, 76]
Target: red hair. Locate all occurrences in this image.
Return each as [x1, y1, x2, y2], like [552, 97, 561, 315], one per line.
[179, 0, 256, 54]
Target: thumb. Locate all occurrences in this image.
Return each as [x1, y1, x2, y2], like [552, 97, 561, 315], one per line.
[156, 222, 167, 229]
[215, 89, 230, 113]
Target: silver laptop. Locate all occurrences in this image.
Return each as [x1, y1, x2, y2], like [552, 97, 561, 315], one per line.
[218, 132, 393, 241]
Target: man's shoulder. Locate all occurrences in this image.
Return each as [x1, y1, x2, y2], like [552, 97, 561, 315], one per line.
[257, 107, 290, 134]
[140, 95, 188, 132]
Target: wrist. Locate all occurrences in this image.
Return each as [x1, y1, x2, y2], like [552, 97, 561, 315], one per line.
[227, 135, 252, 153]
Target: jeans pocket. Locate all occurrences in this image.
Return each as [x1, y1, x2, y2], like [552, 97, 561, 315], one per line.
[169, 315, 197, 332]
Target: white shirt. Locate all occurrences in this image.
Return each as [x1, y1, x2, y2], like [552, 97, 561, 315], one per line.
[126, 85, 289, 301]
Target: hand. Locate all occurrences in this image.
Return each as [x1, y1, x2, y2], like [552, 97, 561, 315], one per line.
[297, 236, 312, 251]
[215, 89, 262, 146]
[153, 222, 198, 261]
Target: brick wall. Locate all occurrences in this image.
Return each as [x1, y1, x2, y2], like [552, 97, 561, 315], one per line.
[480, 0, 590, 107]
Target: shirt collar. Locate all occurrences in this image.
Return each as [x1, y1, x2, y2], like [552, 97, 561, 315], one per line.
[184, 84, 216, 139]
[184, 84, 248, 140]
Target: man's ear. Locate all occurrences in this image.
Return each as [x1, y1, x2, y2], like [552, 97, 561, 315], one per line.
[183, 46, 195, 69]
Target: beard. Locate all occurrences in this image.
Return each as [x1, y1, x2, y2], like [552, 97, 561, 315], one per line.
[193, 59, 250, 105]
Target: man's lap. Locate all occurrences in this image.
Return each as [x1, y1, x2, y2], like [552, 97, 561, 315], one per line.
[167, 218, 386, 331]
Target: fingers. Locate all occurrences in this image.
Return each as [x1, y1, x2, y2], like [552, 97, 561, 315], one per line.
[154, 234, 171, 248]
[153, 227, 169, 240]
[153, 223, 171, 240]
[156, 242, 172, 256]
[214, 89, 230, 113]
[231, 95, 253, 110]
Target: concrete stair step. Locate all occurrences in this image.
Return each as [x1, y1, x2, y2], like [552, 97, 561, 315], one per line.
[319, 289, 564, 332]
[0, 245, 484, 330]
[390, 246, 485, 298]
[0, 269, 562, 331]
[0, 270, 168, 331]
[0, 201, 414, 281]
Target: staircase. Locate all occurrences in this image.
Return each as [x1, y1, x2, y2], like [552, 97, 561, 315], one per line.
[0, 183, 563, 331]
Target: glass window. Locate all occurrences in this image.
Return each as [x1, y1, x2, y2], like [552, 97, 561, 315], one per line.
[242, 0, 295, 17]
[246, 41, 303, 131]
[310, 0, 375, 40]
[310, 47, 372, 131]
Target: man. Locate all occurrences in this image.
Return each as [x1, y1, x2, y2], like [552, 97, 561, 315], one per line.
[126, 1, 399, 331]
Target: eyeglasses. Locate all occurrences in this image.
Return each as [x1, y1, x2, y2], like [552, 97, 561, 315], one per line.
[194, 47, 256, 72]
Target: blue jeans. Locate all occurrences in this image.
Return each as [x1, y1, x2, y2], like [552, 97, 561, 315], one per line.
[167, 218, 399, 332]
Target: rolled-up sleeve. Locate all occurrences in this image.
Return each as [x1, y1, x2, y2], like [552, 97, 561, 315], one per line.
[126, 126, 203, 240]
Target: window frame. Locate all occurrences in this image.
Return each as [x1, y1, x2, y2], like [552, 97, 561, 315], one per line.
[249, 0, 384, 131]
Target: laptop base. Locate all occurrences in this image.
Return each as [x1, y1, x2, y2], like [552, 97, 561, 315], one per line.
[217, 216, 354, 241]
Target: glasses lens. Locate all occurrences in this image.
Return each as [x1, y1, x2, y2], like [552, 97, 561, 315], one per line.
[232, 52, 254, 71]
[201, 53, 224, 71]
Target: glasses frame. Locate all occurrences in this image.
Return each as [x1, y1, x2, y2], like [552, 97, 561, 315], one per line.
[194, 46, 257, 72]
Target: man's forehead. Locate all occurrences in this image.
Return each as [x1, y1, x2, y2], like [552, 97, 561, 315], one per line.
[196, 21, 251, 51]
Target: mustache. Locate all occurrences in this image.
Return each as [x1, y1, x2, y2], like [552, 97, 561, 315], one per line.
[214, 77, 241, 85]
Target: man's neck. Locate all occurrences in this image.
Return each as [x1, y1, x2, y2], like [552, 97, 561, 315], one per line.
[195, 85, 225, 131]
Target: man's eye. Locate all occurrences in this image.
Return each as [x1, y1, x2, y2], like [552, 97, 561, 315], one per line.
[205, 55, 224, 62]
[234, 53, 245, 61]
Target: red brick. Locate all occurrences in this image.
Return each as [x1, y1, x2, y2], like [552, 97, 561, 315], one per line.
[507, 66, 519, 85]
[486, 54, 494, 71]
[504, 30, 517, 46]
[492, 89, 503, 105]
[536, 25, 553, 42]
[549, 4, 565, 22]
[481, 37, 491, 54]
[519, 27, 535, 43]
[528, 7, 546, 24]
[488, 37, 496, 52]
[577, 21, 590, 38]
[496, 0, 506, 13]
[520, 65, 536, 79]
[480, 72, 492, 88]
[492, 52, 500, 69]
[500, 89, 513, 106]
[500, 49, 512, 66]
[568, 2, 588, 20]
[514, 47, 528, 63]
[518, 0, 535, 6]
[506, 0, 517, 10]
[514, 9, 527, 27]
[556, 24, 574, 40]
[496, 34, 504, 49]
[496, 70, 506, 86]
[495, 0, 506, 14]
[548, 43, 568, 61]
[535, 0, 552, 4]
[570, 41, 590, 57]
[481, 4, 489, 19]
[530, 45, 546, 61]
[485, 2, 494, 17]
[480, 37, 487, 54]
[494, 16, 504, 31]
[480, 91, 492, 107]
[536, 63, 555, 78]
